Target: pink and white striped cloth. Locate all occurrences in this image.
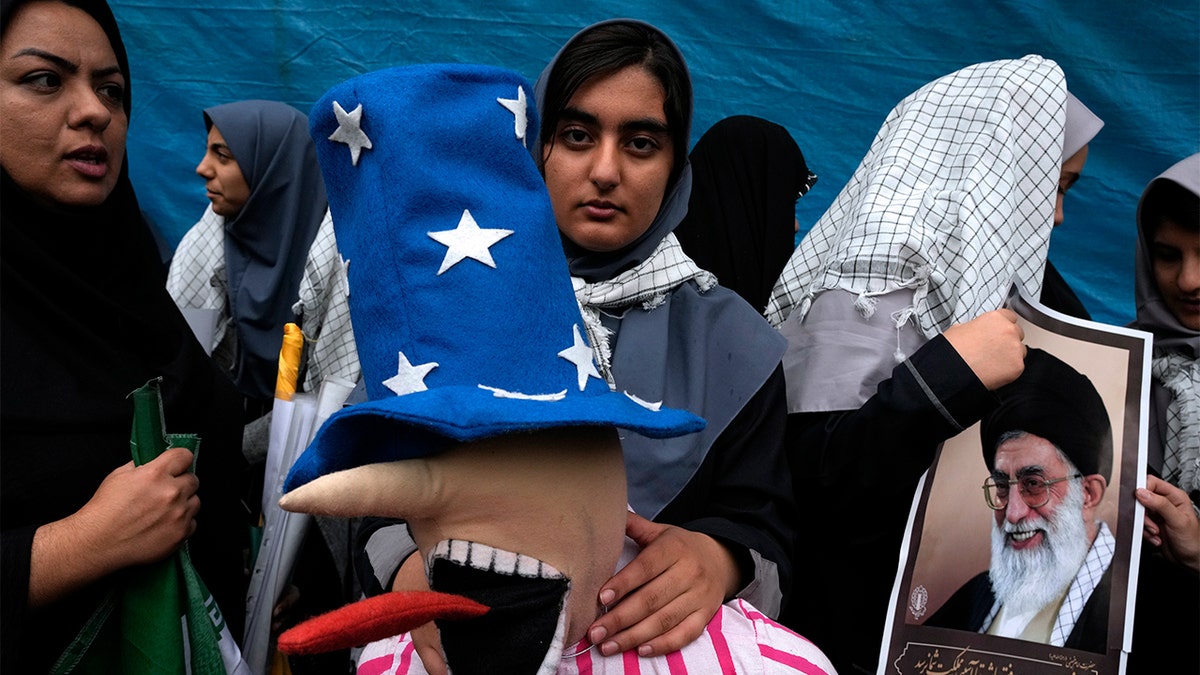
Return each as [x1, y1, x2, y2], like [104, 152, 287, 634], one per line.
[357, 598, 836, 675]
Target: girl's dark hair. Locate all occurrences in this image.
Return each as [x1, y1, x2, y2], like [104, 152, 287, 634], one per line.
[1142, 179, 1200, 242]
[539, 22, 691, 187]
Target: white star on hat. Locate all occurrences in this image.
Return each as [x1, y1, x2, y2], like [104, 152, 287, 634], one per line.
[427, 209, 514, 275]
[558, 324, 602, 391]
[329, 101, 373, 166]
[496, 86, 528, 146]
[383, 351, 438, 396]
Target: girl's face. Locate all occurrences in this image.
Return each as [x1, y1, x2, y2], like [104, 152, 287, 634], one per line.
[1150, 218, 1200, 330]
[0, 1, 128, 208]
[195, 124, 251, 218]
[541, 65, 674, 253]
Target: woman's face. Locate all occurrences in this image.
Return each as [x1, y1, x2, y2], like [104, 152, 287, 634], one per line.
[0, 1, 127, 207]
[1054, 144, 1088, 227]
[541, 65, 674, 253]
[195, 124, 250, 217]
[1150, 218, 1200, 330]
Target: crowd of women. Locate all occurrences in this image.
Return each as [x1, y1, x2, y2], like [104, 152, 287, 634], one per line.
[2, 1, 1195, 673]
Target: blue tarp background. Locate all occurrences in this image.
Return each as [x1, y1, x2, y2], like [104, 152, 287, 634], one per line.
[110, 0, 1199, 325]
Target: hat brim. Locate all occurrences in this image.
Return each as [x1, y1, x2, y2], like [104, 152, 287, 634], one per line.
[283, 385, 705, 492]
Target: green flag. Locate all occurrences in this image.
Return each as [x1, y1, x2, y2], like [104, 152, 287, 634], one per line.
[50, 379, 248, 675]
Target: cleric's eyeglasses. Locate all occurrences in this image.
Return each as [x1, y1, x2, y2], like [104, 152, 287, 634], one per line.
[982, 473, 1082, 510]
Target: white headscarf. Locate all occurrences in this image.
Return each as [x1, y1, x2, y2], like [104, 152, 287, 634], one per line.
[1063, 91, 1104, 160]
[766, 55, 1069, 412]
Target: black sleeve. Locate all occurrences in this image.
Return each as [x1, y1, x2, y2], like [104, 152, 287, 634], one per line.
[656, 364, 794, 616]
[1, 526, 35, 673]
[798, 334, 997, 505]
[1130, 545, 1200, 673]
[781, 334, 997, 674]
[1039, 259, 1091, 321]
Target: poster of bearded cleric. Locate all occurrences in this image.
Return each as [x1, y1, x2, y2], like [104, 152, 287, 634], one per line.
[879, 289, 1155, 675]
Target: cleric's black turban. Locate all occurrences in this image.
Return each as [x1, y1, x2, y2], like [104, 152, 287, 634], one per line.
[980, 348, 1113, 481]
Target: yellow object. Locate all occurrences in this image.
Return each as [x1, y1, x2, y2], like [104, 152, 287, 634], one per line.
[274, 323, 305, 401]
[269, 648, 293, 675]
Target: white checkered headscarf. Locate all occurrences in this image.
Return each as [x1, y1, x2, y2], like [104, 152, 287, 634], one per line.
[167, 206, 359, 393]
[572, 233, 716, 385]
[292, 210, 360, 392]
[166, 205, 235, 367]
[765, 55, 1066, 336]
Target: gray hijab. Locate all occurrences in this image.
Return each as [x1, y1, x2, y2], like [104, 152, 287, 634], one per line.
[1133, 153, 1199, 485]
[204, 100, 328, 402]
[1063, 91, 1104, 160]
[1135, 153, 1200, 357]
[534, 20, 785, 517]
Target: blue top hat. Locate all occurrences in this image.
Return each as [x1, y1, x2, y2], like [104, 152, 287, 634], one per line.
[284, 64, 704, 492]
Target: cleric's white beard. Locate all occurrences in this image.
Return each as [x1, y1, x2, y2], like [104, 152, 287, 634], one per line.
[988, 480, 1089, 616]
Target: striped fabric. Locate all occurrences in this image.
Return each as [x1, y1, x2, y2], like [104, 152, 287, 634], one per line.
[356, 598, 836, 675]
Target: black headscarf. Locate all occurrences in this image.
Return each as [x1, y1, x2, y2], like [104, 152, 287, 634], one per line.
[980, 348, 1113, 482]
[0, 1, 247, 669]
[675, 115, 815, 313]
